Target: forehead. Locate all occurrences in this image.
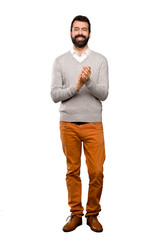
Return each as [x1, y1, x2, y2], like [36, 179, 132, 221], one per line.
[72, 20, 89, 29]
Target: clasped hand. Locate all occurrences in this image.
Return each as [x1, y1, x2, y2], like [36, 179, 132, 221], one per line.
[80, 66, 91, 83]
[75, 66, 91, 91]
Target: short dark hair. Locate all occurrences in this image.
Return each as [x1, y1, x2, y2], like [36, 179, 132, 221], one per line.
[70, 15, 91, 33]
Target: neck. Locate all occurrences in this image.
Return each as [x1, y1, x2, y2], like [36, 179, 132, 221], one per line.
[73, 45, 88, 56]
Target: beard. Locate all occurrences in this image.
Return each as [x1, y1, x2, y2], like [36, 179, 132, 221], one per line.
[71, 34, 90, 48]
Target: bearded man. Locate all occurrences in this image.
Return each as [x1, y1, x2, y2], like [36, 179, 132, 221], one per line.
[51, 15, 109, 232]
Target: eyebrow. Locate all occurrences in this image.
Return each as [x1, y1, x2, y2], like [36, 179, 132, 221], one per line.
[74, 27, 88, 30]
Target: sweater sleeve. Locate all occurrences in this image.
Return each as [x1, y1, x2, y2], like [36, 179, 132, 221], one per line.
[50, 58, 77, 103]
[84, 57, 109, 101]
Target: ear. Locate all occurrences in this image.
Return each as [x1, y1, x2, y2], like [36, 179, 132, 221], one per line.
[70, 31, 72, 38]
[89, 33, 91, 39]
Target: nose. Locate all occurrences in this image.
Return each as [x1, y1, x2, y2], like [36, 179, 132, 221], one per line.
[78, 29, 83, 35]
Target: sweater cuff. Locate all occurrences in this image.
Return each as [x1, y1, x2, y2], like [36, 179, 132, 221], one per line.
[70, 86, 78, 95]
[84, 78, 94, 87]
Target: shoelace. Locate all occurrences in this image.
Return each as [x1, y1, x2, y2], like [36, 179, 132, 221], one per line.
[66, 215, 75, 221]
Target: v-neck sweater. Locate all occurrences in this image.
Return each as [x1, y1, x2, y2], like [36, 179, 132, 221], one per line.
[51, 50, 109, 122]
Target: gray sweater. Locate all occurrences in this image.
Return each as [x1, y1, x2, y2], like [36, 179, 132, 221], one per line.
[51, 50, 109, 122]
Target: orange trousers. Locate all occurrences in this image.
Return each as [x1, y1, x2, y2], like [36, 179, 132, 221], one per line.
[60, 121, 106, 217]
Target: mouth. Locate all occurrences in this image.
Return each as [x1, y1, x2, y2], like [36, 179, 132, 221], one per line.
[76, 37, 85, 41]
[76, 36, 85, 41]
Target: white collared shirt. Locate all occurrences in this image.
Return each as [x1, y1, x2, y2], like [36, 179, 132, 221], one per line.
[70, 47, 91, 62]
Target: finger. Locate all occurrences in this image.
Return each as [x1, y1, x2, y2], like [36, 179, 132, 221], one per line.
[83, 66, 91, 71]
[81, 73, 86, 79]
[83, 67, 91, 75]
[82, 69, 88, 75]
[82, 72, 89, 79]
[82, 68, 90, 75]
[83, 66, 89, 72]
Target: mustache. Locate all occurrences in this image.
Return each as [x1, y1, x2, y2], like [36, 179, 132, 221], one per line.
[75, 34, 86, 39]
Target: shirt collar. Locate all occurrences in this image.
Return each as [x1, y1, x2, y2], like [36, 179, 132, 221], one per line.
[70, 47, 91, 56]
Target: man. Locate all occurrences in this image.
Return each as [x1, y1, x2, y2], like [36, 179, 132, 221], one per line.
[51, 15, 109, 232]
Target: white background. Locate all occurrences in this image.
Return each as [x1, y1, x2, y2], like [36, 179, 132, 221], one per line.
[0, 0, 160, 239]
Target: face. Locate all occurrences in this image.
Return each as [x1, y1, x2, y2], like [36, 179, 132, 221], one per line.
[70, 20, 90, 48]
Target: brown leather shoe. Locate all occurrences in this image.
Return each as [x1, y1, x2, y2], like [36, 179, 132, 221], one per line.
[63, 215, 82, 232]
[87, 215, 103, 232]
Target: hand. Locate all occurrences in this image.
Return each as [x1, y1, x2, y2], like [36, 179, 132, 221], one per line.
[81, 66, 91, 83]
[75, 66, 91, 91]
[75, 72, 84, 91]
